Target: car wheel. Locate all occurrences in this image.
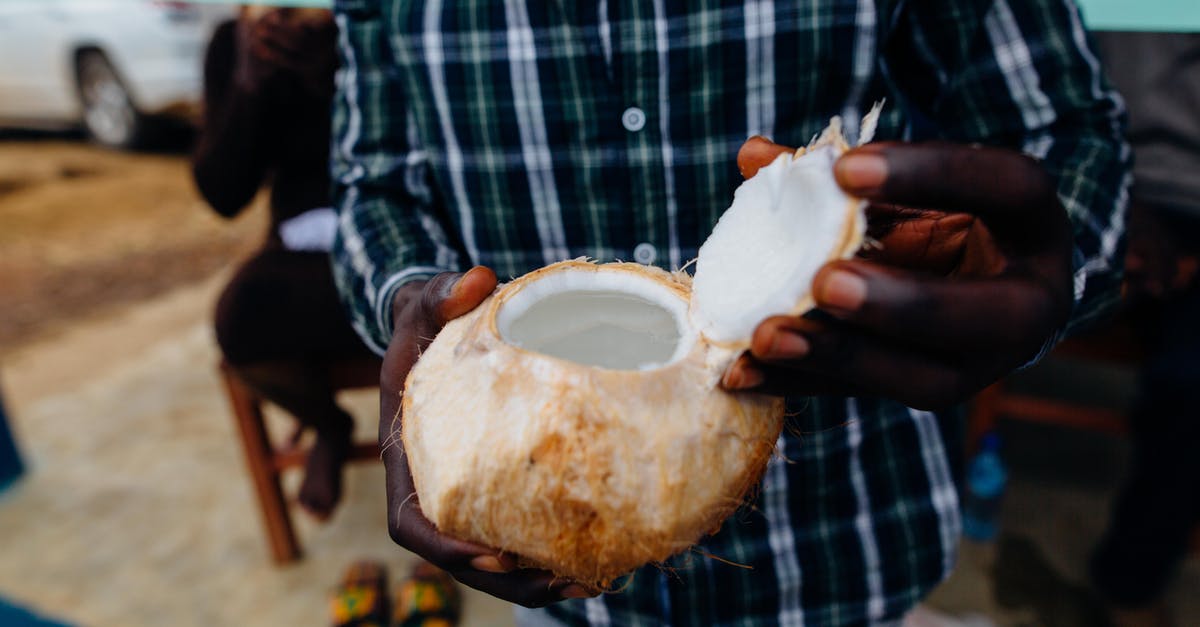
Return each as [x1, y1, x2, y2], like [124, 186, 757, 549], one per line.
[75, 50, 147, 149]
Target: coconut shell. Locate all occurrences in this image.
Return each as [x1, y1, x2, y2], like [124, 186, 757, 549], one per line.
[402, 261, 784, 586]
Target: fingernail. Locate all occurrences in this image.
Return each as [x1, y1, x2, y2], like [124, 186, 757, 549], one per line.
[722, 362, 765, 390]
[767, 331, 810, 359]
[561, 584, 595, 599]
[836, 153, 888, 194]
[470, 555, 510, 573]
[818, 270, 867, 312]
[448, 273, 467, 299]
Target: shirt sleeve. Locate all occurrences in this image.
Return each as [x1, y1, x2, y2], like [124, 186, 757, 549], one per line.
[893, 0, 1131, 343]
[330, 1, 464, 355]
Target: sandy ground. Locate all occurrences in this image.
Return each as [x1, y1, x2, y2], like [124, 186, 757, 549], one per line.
[0, 140, 515, 626]
[0, 273, 515, 627]
[1, 139, 1196, 626]
[0, 139, 263, 353]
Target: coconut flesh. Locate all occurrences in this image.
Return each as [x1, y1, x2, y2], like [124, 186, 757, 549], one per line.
[400, 109, 878, 587]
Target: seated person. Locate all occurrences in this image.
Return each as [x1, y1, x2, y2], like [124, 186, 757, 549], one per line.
[193, 7, 375, 521]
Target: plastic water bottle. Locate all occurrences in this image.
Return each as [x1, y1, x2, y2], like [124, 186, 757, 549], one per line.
[961, 432, 1007, 542]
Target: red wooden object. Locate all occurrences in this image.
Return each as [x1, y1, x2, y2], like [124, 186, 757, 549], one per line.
[219, 357, 382, 564]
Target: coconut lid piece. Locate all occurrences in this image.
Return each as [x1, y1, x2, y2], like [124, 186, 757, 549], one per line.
[690, 106, 881, 346]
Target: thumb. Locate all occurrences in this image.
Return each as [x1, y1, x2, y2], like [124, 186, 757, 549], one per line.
[425, 266, 498, 326]
[737, 136, 795, 179]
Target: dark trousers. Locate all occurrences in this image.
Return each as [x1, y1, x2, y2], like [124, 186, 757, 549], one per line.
[215, 248, 375, 434]
[1089, 284, 1200, 606]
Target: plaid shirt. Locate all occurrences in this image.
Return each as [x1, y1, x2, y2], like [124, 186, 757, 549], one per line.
[331, 1, 1128, 624]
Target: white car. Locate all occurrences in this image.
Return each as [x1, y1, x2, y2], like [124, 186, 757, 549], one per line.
[0, 0, 234, 148]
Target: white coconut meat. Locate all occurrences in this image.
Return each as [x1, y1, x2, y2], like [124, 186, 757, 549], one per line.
[691, 120, 868, 346]
[495, 267, 696, 370]
[401, 111, 877, 587]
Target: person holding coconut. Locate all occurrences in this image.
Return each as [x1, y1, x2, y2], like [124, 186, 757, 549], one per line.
[331, 1, 1128, 624]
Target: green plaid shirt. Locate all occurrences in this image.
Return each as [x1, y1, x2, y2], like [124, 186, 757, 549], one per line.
[330, 1, 1128, 624]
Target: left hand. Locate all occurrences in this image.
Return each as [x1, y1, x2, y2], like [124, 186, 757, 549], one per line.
[721, 139, 1074, 410]
[379, 268, 596, 607]
[236, 8, 337, 97]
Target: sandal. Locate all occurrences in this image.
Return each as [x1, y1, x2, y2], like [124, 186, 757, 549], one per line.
[329, 560, 390, 627]
[393, 560, 462, 627]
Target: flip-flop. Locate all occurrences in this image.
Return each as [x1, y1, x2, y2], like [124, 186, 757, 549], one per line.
[329, 560, 390, 627]
[393, 561, 462, 627]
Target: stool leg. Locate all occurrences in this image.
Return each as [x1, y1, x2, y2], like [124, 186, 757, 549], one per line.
[967, 381, 1005, 455]
[220, 364, 302, 563]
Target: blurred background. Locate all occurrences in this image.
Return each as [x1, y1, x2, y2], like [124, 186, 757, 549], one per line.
[0, 1, 1196, 626]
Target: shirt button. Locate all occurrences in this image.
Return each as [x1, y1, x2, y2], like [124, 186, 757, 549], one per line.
[621, 106, 646, 132]
[633, 242, 657, 265]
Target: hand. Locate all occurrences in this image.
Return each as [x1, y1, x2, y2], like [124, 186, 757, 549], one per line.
[234, 9, 337, 96]
[379, 267, 596, 607]
[723, 139, 1074, 410]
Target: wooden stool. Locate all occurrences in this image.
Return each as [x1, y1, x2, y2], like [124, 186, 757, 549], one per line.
[967, 316, 1200, 552]
[966, 318, 1143, 450]
[219, 356, 382, 564]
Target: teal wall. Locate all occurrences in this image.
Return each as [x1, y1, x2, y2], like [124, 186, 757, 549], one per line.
[1077, 0, 1200, 31]
[188, 0, 1198, 32]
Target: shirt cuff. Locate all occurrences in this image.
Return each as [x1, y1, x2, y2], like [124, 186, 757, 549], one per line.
[373, 266, 446, 349]
[1017, 327, 1063, 371]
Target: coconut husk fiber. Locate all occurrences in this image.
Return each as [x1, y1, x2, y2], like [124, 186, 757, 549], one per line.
[402, 262, 785, 587]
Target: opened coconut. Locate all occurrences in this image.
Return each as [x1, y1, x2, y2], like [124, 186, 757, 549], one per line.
[401, 108, 879, 586]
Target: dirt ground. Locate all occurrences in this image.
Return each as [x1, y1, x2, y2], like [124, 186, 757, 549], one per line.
[0, 138, 515, 626]
[0, 138, 264, 353]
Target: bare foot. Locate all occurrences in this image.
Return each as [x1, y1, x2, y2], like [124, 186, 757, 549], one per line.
[298, 418, 352, 521]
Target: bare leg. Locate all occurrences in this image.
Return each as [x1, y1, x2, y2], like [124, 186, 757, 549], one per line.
[230, 362, 353, 520]
[1090, 287, 1200, 620]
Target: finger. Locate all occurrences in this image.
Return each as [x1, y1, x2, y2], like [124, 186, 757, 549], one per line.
[806, 259, 1065, 353]
[255, 27, 306, 59]
[737, 136, 794, 179]
[835, 143, 1068, 251]
[452, 569, 595, 608]
[384, 471, 519, 574]
[836, 142, 1057, 217]
[741, 326, 982, 410]
[721, 352, 857, 398]
[421, 266, 498, 326]
[861, 205, 976, 272]
[382, 448, 593, 606]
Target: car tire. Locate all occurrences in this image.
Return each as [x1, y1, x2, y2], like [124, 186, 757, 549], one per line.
[75, 50, 150, 149]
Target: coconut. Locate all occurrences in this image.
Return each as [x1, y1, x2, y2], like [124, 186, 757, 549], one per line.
[400, 108, 880, 587]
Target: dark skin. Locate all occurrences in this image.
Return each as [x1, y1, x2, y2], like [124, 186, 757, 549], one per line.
[234, 8, 337, 98]
[721, 138, 1074, 409]
[378, 140, 1075, 606]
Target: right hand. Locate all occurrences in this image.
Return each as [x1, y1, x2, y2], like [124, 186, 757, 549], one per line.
[380, 266, 596, 607]
[725, 138, 1074, 410]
